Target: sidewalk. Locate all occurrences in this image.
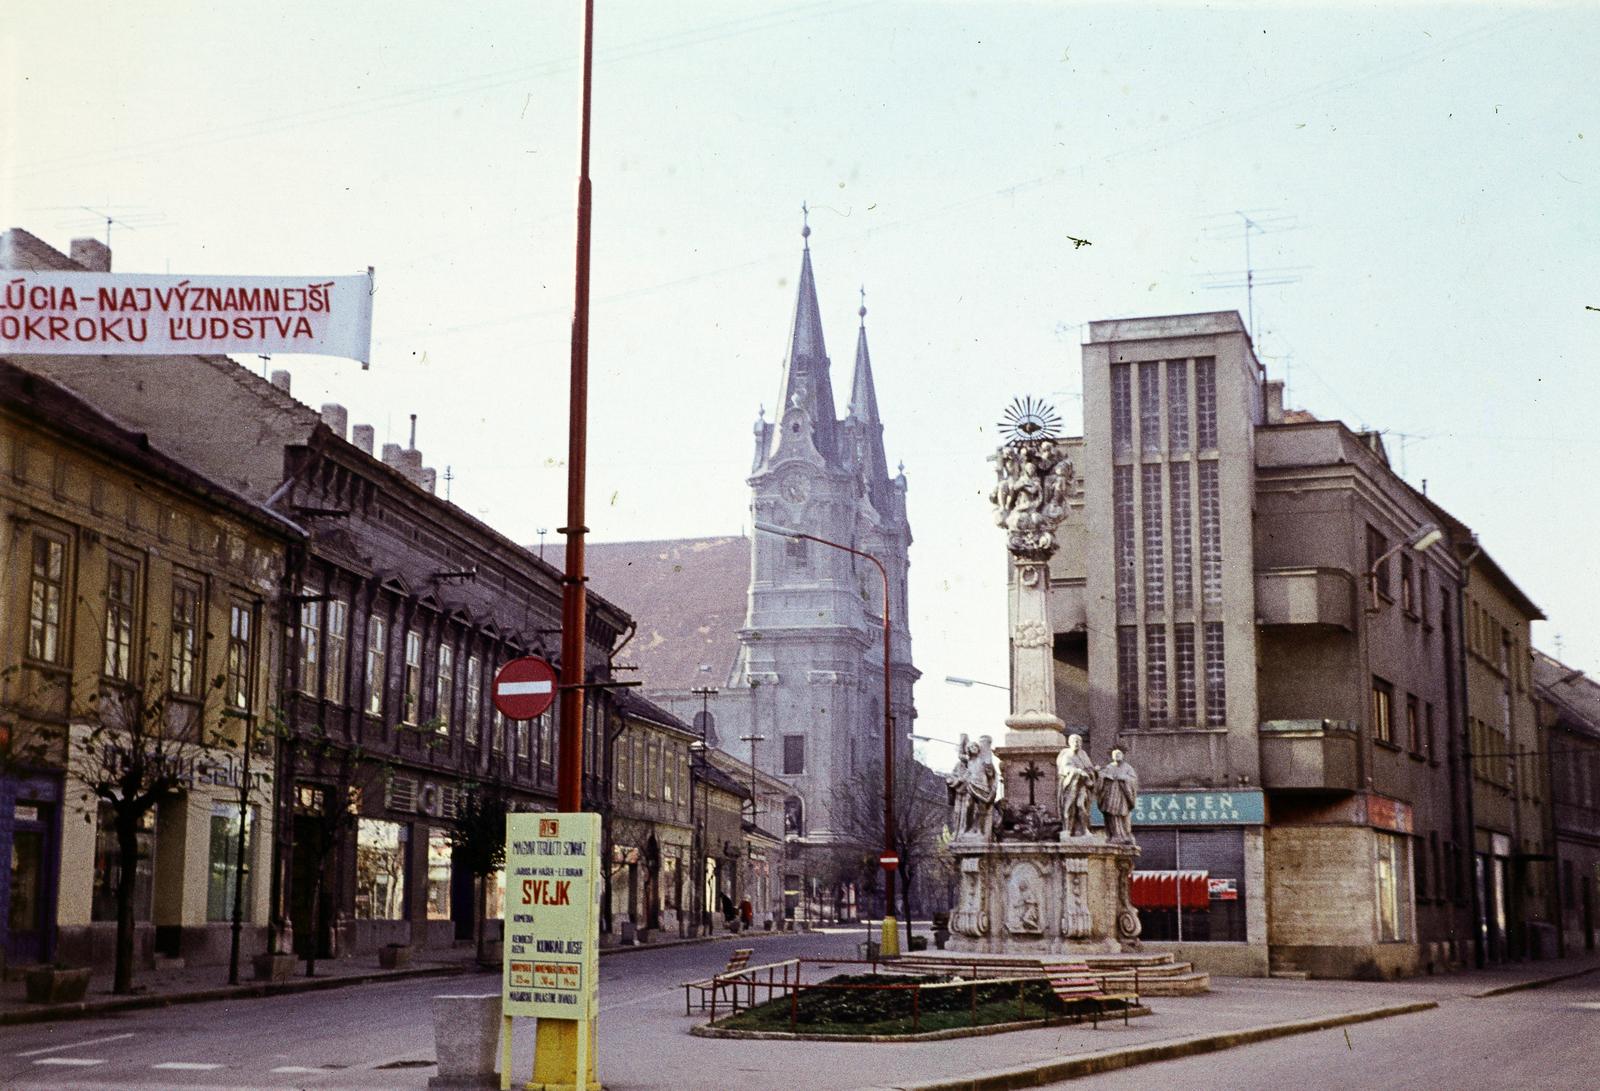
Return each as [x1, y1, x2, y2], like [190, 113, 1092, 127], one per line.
[600, 948, 1600, 1091]
[0, 922, 806, 1027]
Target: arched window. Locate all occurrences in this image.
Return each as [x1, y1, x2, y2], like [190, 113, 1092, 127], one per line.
[693, 709, 719, 747]
[784, 797, 804, 837]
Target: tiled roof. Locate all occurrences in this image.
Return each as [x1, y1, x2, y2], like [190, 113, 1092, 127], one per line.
[580, 536, 751, 693]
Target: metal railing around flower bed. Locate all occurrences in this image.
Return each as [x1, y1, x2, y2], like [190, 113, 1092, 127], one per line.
[703, 957, 1059, 1033]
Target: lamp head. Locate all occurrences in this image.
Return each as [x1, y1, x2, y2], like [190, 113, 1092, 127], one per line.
[1407, 523, 1443, 553]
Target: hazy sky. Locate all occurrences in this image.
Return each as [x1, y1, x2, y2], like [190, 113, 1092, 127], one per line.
[5, 2, 1597, 754]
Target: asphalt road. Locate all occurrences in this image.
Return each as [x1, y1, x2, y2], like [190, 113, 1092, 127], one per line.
[0, 927, 867, 1090]
[1053, 975, 1600, 1091]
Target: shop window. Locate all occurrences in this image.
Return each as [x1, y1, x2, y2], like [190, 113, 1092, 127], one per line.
[355, 818, 407, 920]
[427, 828, 452, 921]
[27, 532, 67, 663]
[1376, 832, 1410, 941]
[206, 803, 253, 922]
[1130, 828, 1246, 942]
[92, 804, 155, 923]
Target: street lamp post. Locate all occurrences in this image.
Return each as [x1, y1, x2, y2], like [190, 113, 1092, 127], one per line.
[754, 520, 901, 957]
[690, 686, 716, 937]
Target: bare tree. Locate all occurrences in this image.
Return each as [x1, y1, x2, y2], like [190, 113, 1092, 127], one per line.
[827, 752, 954, 937]
[68, 671, 237, 994]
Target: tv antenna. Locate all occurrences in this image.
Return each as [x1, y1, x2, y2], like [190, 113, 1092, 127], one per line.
[34, 203, 169, 250]
[1198, 210, 1306, 344]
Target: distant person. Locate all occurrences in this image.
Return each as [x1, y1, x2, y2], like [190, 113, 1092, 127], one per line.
[740, 898, 753, 930]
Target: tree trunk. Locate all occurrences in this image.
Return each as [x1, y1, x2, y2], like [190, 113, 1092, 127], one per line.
[113, 807, 140, 995]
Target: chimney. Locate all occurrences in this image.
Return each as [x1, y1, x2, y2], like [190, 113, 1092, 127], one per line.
[382, 442, 404, 469]
[70, 237, 111, 272]
[400, 447, 424, 479]
[1264, 379, 1285, 425]
[270, 369, 292, 393]
[351, 424, 375, 455]
[419, 467, 437, 494]
[320, 403, 349, 440]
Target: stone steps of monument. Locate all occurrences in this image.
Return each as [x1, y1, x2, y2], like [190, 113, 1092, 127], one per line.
[1092, 967, 1211, 996]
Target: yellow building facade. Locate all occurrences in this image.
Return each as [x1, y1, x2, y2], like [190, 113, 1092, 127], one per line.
[0, 362, 298, 970]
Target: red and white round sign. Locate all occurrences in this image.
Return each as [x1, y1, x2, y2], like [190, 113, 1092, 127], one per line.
[492, 656, 558, 721]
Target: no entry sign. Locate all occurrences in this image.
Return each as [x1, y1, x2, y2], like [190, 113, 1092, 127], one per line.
[493, 656, 558, 721]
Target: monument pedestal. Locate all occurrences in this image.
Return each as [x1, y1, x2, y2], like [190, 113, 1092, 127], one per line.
[946, 840, 1142, 956]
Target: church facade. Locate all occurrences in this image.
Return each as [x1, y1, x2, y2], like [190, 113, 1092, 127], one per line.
[584, 221, 919, 919]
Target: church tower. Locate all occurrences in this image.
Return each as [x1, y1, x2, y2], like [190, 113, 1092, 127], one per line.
[736, 214, 918, 845]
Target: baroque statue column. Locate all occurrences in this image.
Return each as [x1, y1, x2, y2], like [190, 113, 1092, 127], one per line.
[989, 436, 1075, 839]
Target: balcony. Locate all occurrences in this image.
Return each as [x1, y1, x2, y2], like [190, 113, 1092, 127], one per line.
[1255, 567, 1354, 631]
[1259, 719, 1359, 792]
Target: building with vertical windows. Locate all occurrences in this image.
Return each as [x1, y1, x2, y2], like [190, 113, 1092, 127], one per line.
[606, 691, 698, 940]
[1534, 650, 1600, 954]
[0, 361, 299, 970]
[1457, 549, 1550, 960]
[3, 228, 630, 965]
[1049, 311, 1497, 978]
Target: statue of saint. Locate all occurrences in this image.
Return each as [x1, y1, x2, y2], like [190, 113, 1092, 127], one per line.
[966, 735, 998, 840]
[1098, 748, 1140, 844]
[1056, 733, 1098, 839]
[946, 733, 973, 836]
[947, 735, 997, 841]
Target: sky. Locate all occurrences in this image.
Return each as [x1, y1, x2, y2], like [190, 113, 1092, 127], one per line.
[5, 1, 1597, 757]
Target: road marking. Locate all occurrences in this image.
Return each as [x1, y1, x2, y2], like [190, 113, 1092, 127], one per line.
[17, 1032, 135, 1057]
[271, 1067, 327, 1074]
[152, 1062, 225, 1070]
[33, 1058, 106, 1066]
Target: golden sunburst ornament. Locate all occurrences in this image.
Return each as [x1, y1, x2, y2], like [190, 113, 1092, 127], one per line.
[999, 396, 1062, 444]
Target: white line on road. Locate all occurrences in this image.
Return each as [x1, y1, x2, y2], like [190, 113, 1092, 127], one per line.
[152, 1062, 225, 1070]
[33, 1058, 106, 1066]
[271, 1067, 327, 1074]
[16, 1032, 135, 1057]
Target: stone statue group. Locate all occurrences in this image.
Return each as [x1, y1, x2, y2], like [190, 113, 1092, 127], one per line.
[1057, 733, 1139, 844]
[947, 732, 1139, 845]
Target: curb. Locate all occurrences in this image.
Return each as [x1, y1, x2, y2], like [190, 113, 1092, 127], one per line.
[0, 963, 475, 1028]
[887, 1000, 1439, 1090]
[599, 927, 805, 959]
[1471, 963, 1600, 999]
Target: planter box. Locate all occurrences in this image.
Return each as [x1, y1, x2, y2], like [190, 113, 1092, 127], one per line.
[25, 966, 92, 1005]
[379, 943, 412, 970]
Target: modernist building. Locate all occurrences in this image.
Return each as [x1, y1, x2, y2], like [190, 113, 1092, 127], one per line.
[0, 361, 298, 971]
[584, 221, 919, 916]
[3, 228, 630, 964]
[1048, 311, 1500, 978]
[1534, 650, 1600, 954]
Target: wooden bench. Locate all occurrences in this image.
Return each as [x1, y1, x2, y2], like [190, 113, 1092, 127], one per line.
[682, 948, 754, 1014]
[1039, 960, 1140, 1028]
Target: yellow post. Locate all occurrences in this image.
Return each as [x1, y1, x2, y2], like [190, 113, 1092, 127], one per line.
[880, 915, 901, 957]
[500, 1015, 514, 1091]
[528, 1018, 600, 1091]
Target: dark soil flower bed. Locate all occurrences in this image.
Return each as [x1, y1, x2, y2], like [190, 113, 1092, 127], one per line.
[715, 973, 1108, 1036]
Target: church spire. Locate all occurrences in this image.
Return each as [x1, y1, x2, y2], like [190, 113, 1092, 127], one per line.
[846, 285, 881, 426]
[768, 205, 838, 465]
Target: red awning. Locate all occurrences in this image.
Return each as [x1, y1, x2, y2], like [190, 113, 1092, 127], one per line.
[1130, 869, 1210, 910]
